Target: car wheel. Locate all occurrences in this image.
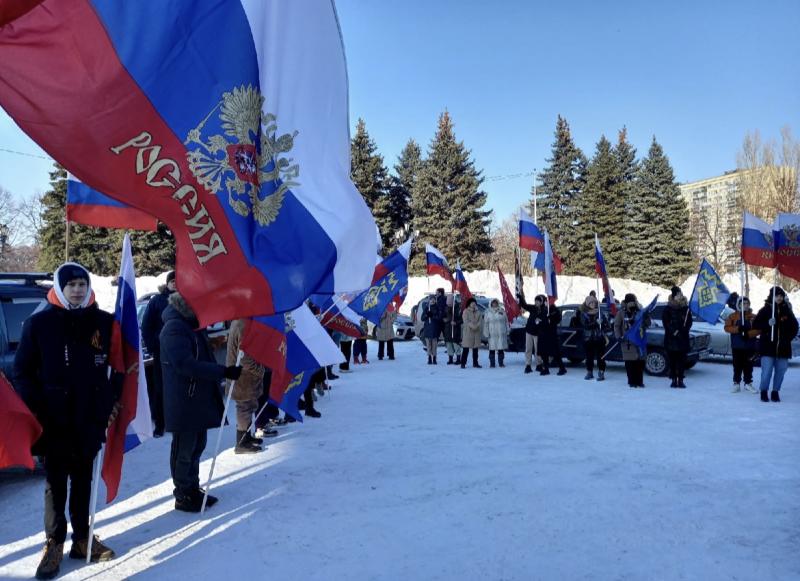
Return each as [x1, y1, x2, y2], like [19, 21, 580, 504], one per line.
[645, 349, 669, 376]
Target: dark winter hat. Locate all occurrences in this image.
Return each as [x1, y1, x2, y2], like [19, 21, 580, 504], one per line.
[57, 262, 90, 290]
[671, 286, 682, 298]
[535, 294, 547, 304]
[623, 293, 637, 304]
[166, 270, 176, 284]
[772, 286, 786, 298]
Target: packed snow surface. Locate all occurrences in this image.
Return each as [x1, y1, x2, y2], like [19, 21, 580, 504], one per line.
[1, 341, 798, 580]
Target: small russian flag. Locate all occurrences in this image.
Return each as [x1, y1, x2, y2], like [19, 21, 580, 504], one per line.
[425, 244, 454, 285]
[519, 208, 544, 252]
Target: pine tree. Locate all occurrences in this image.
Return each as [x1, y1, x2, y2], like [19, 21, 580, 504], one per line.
[411, 111, 492, 272]
[128, 225, 176, 276]
[350, 118, 392, 251]
[632, 138, 694, 286]
[534, 116, 587, 273]
[614, 127, 639, 276]
[575, 135, 623, 275]
[387, 139, 420, 240]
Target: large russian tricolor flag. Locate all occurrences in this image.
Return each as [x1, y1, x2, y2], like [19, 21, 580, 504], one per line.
[519, 208, 544, 252]
[425, 244, 454, 285]
[774, 212, 800, 282]
[102, 234, 152, 503]
[241, 304, 344, 420]
[67, 174, 158, 231]
[741, 212, 776, 268]
[0, 0, 376, 327]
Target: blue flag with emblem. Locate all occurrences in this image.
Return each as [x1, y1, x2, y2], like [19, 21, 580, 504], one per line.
[623, 295, 659, 357]
[689, 259, 730, 324]
[348, 263, 408, 325]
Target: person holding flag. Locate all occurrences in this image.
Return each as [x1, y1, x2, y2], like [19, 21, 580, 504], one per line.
[573, 294, 610, 381]
[443, 294, 463, 365]
[663, 286, 693, 388]
[13, 262, 123, 579]
[750, 287, 798, 402]
[613, 293, 652, 388]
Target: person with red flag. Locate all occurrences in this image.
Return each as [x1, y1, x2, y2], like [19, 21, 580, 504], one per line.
[13, 262, 122, 579]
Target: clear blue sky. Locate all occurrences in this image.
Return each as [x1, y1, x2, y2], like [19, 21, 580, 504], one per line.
[1, 0, 798, 226]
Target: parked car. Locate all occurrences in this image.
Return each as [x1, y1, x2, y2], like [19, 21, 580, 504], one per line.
[508, 304, 712, 376]
[394, 314, 415, 341]
[0, 273, 52, 377]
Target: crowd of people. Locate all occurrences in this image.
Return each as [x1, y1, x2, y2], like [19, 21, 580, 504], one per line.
[10, 261, 798, 580]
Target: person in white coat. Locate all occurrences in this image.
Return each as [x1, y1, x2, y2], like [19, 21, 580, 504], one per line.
[483, 299, 509, 368]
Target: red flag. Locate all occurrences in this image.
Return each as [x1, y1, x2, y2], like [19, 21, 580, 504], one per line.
[497, 267, 521, 323]
[0, 373, 42, 470]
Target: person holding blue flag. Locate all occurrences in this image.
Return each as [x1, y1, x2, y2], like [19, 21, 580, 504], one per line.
[663, 286, 692, 388]
[613, 293, 651, 388]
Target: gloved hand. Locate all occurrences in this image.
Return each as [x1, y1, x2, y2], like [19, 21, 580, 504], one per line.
[224, 365, 243, 380]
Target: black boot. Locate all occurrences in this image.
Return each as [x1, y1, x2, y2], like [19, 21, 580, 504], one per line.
[305, 408, 322, 418]
[427, 354, 432, 365]
[432, 356, 437, 364]
[677, 378, 686, 388]
[235, 430, 261, 454]
[670, 378, 678, 388]
[447, 355, 453, 365]
[472, 349, 482, 368]
[761, 390, 769, 402]
[498, 351, 505, 367]
[557, 367, 567, 376]
[461, 349, 468, 369]
[771, 390, 780, 402]
[524, 365, 532, 374]
[539, 367, 550, 376]
[489, 351, 496, 368]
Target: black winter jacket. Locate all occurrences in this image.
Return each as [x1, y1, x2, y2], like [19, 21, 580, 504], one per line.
[160, 294, 225, 433]
[519, 297, 547, 336]
[662, 296, 692, 352]
[141, 286, 171, 358]
[752, 301, 798, 359]
[573, 305, 609, 343]
[13, 301, 121, 458]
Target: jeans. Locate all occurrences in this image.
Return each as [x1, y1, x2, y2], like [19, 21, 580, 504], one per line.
[43, 453, 95, 543]
[759, 356, 789, 392]
[170, 431, 208, 498]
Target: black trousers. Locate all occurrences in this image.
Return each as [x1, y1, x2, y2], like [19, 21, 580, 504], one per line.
[732, 348, 755, 384]
[378, 340, 394, 359]
[667, 349, 687, 380]
[585, 340, 606, 373]
[624, 360, 645, 386]
[170, 430, 207, 498]
[460, 347, 479, 367]
[353, 338, 367, 360]
[489, 350, 505, 365]
[339, 341, 352, 371]
[148, 355, 165, 432]
[43, 452, 94, 543]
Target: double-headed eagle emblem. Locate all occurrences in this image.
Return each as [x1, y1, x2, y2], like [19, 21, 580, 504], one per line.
[184, 85, 299, 226]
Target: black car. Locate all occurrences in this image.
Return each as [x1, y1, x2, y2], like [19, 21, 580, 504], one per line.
[508, 304, 711, 376]
[0, 273, 52, 377]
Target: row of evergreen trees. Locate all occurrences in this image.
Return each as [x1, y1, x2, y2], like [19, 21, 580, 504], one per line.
[350, 112, 492, 271]
[536, 116, 693, 287]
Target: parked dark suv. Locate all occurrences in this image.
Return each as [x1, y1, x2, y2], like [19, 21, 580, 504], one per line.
[0, 273, 52, 377]
[508, 304, 711, 376]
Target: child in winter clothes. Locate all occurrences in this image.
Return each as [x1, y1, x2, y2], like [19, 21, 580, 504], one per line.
[353, 317, 369, 364]
[723, 297, 758, 393]
[483, 299, 509, 368]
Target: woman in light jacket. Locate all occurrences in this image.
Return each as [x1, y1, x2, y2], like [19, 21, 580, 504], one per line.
[460, 297, 483, 369]
[377, 308, 397, 360]
[483, 299, 509, 368]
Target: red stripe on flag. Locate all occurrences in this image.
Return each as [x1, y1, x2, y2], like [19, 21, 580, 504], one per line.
[241, 319, 288, 371]
[67, 204, 158, 231]
[0, 373, 42, 470]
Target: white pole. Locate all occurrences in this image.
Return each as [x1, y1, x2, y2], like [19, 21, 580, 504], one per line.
[201, 349, 244, 515]
[533, 178, 539, 298]
[85, 446, 105, 563]
[771, 268, 777, 342]
[739, 262, 745, 323]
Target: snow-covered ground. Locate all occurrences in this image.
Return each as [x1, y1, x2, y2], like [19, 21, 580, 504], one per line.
[1, 341, 798, 580]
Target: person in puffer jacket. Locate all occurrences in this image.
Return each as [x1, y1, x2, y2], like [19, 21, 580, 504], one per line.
[723, 296, 758, 393]
[749, 286, 798, 403]
[573, 294, 610, 381]
[662, 286, 692, 388]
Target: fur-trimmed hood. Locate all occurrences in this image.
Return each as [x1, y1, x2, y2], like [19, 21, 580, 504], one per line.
[668, 295, 688, 309]
[166, 292, 198, 326]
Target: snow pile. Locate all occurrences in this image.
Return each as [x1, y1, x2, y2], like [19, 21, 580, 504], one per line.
[88, 270, 800, 318]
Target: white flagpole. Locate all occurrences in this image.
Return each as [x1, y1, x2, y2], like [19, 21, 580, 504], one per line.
[771, 268, 777, 342]
[201, 349, 244, 515]
[85, 445, 105, 563]
[533, 179, 539, 298]
[739, 262, 745, 323]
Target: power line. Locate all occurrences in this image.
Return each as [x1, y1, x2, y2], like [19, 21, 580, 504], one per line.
[0, 147, 51, 160]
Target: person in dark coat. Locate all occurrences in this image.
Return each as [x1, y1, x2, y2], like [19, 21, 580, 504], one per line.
[535, 295, 566, 376]
[723, 296, 758, 393]
[140, 270, 176, 437]
[443, 294, 463, 365]
[749, 286, 798, 402]
[613, 293, 650, 388]
[662, 286, 692, 388]
[421, 288, 446, 364]
[574, 294, 610, 381]
[519, 293, 546, 374]
[13, 262, 121, 579]
[160, 292, 242, 512]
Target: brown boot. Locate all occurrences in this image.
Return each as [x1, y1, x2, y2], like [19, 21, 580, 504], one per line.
[35, 538, 64, 580]
[69, 535, 115, 562]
